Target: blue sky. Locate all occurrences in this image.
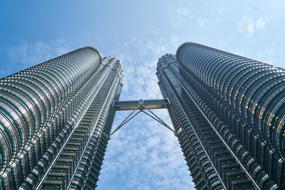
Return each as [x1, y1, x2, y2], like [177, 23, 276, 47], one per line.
[1, 0, 285, 189]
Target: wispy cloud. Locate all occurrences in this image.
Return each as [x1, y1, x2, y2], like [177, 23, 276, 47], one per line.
[0, 39, 70, 77]
[197, 18, 208, 31]
[100, 111, 194, 190]
[110, 36, 180, 100]
[7, 40, 69, 64]
[175, 5, 192, 23]
[238, 16, 272, 35]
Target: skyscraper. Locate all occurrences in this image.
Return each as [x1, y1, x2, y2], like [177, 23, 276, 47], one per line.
[157, 43, 285, 190]
[0, 47, 123, 190]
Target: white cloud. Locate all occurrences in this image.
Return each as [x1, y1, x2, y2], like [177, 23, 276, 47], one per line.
[6, 40, 70, 64]
[197, 18, 208, 31]
[243, 18, 254, 35]
[99, 111, 194, 190]
[256, 18, 266, 29]
[175, 5, 192, 23]
[238, 16, 272, 35]
[110, 36, 180, 100]
[1, 40, 70, 77]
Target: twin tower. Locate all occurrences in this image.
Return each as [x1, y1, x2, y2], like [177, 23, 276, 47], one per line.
[0, 43, 284, 190]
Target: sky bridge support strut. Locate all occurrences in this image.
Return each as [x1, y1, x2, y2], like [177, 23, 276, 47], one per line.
[111, 99, 174, 135]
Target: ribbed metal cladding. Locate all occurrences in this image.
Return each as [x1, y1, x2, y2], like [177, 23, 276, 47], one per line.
[157, 42, 285, 190]
[177, 43, 285, 156]
[0, 47, 123, 190]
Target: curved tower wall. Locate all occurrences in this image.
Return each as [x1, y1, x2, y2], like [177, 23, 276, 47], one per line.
[0, 47, 123, 190]
[157, 43, 285, 189]
[0, 47, 100, 167]
[177, 43, 285, 154]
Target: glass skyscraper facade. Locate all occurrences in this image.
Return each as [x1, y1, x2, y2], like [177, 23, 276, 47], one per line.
[0, 47, 123, 190]
[157, 43, 285, 190]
